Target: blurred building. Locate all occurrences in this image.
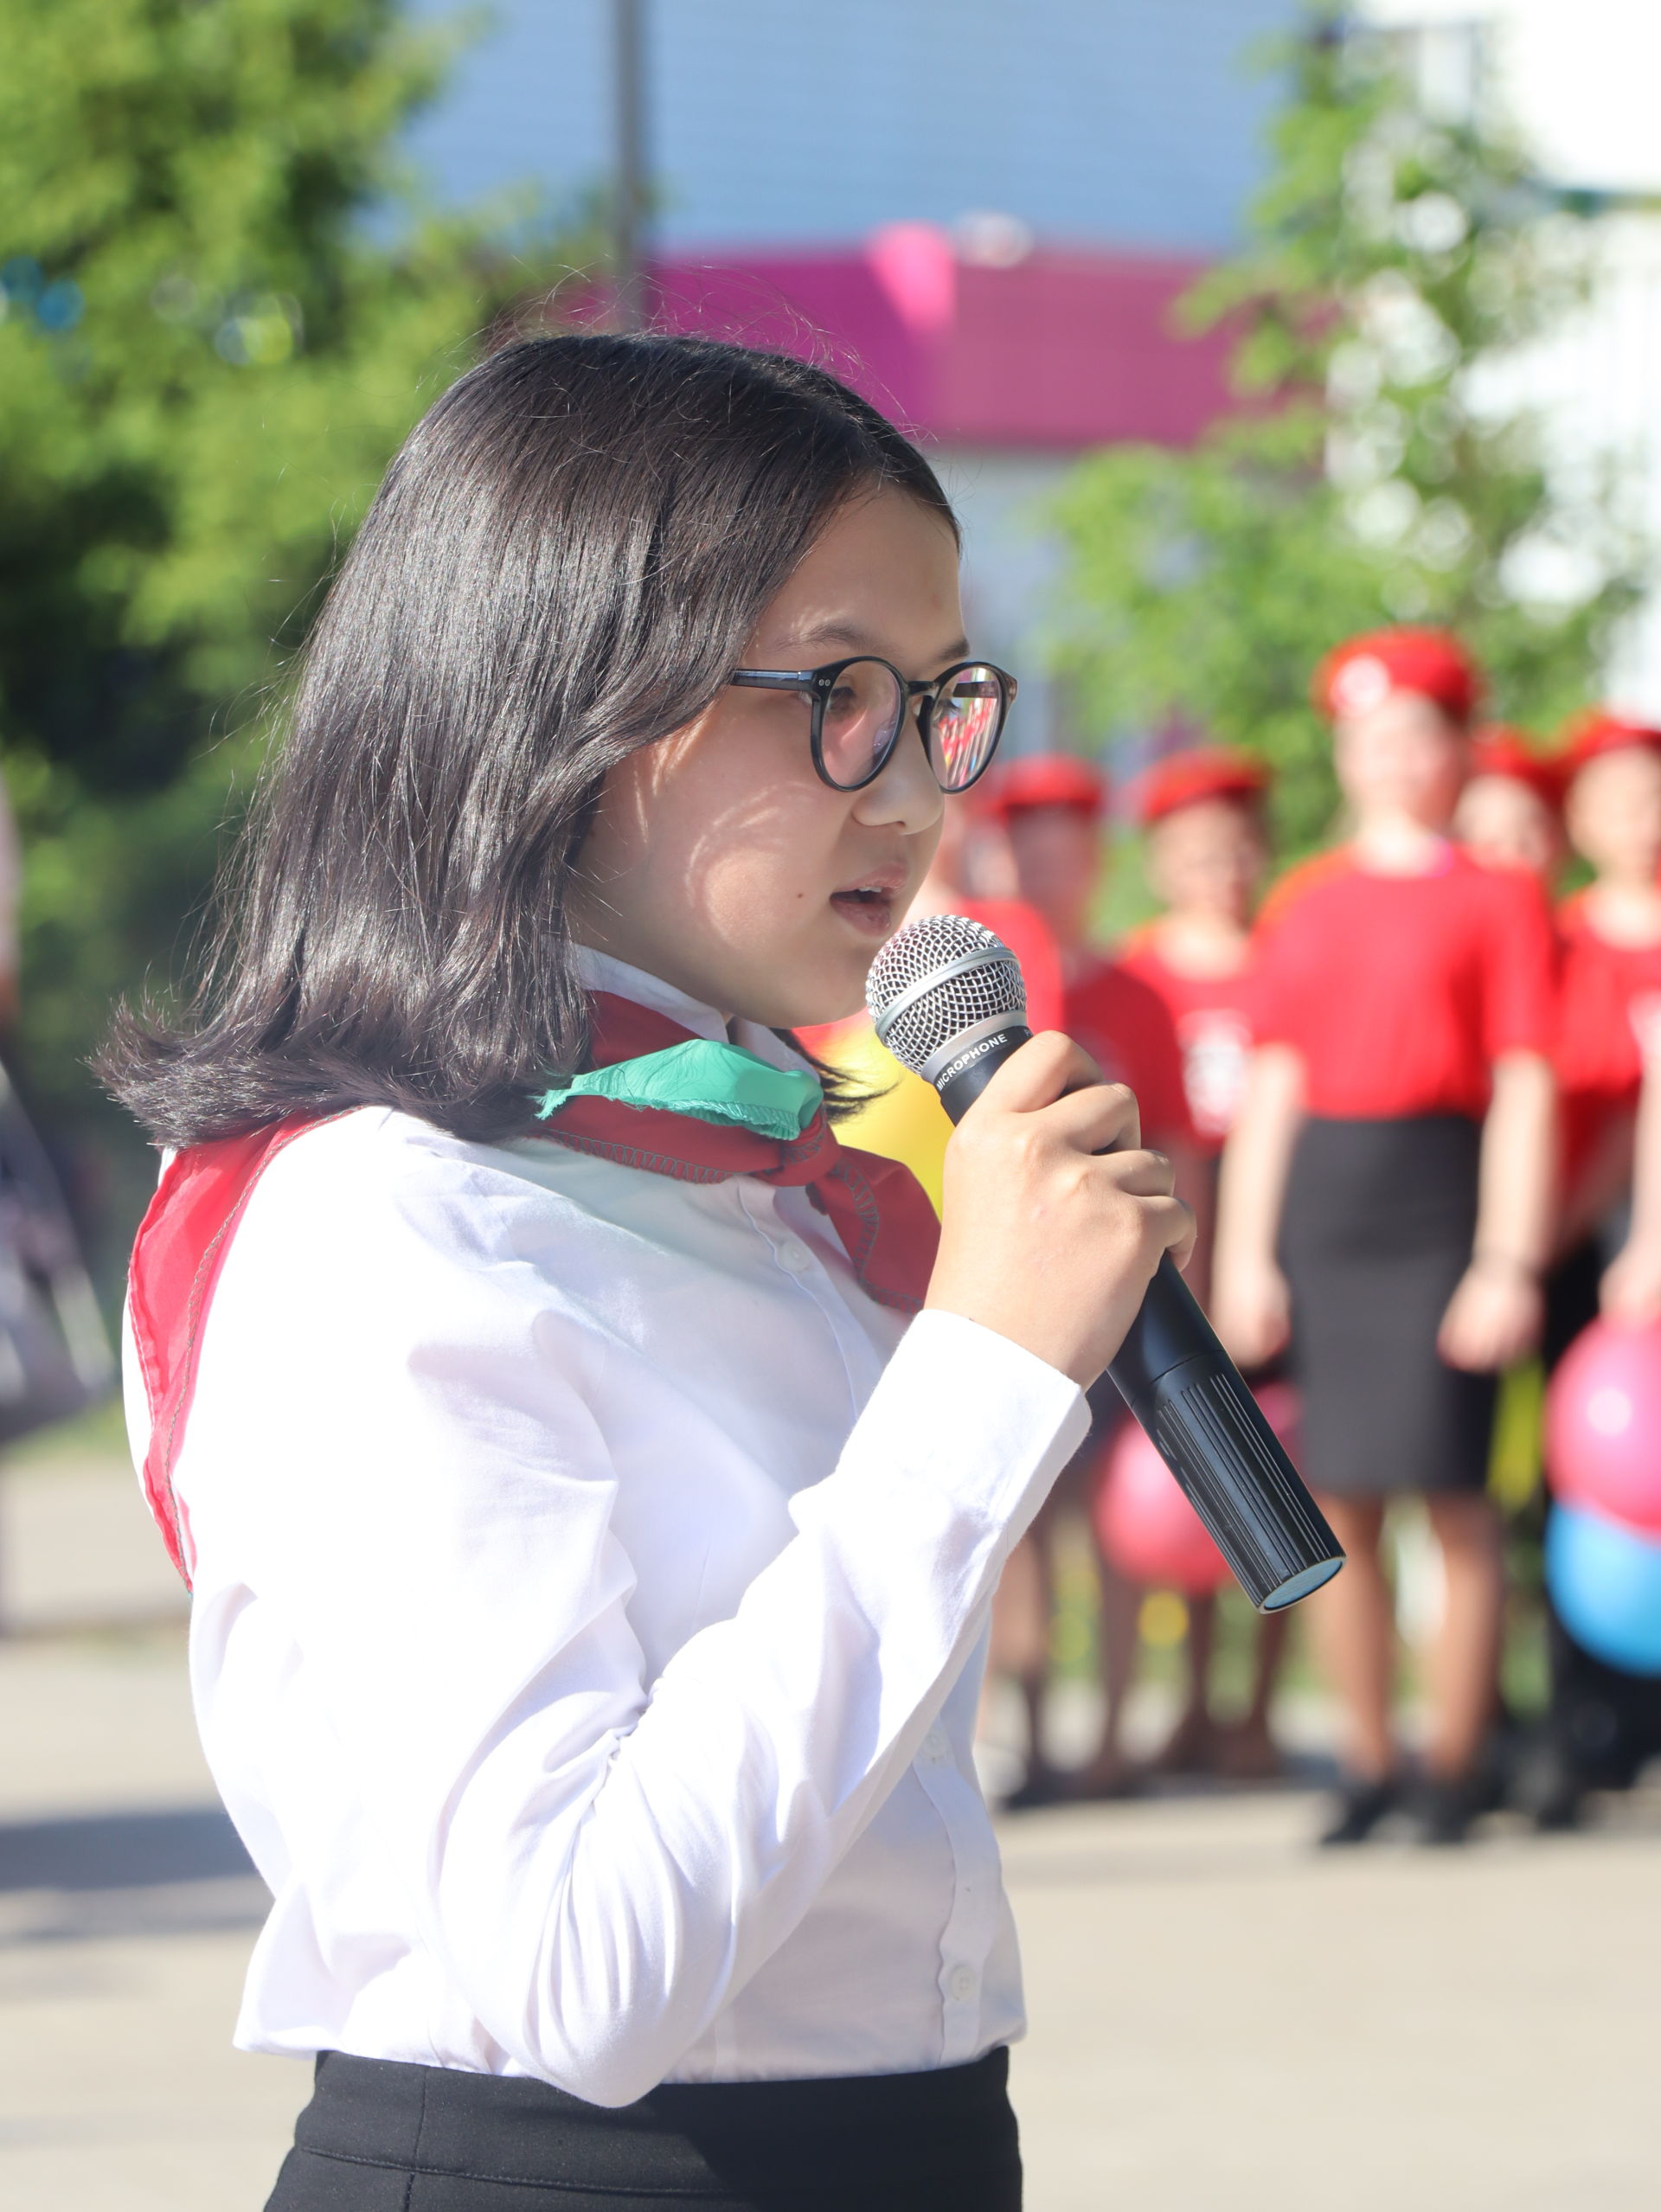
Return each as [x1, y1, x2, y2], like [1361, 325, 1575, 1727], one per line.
[407, 0, 1661, 730]
[406, 0, 1300, 751]
[405, 0, 1294, 257]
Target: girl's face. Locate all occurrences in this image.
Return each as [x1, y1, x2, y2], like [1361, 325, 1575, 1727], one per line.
[1565, 744, 1661, 884]
[1333, 690, 1468, 831]
[1452, 773, 1562, 883]
[571, 487, 957, 1027]
[1145, 798, 1268, 926]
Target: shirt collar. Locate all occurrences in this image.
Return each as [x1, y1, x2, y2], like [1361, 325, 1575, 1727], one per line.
[572, 946, 813, 1078]
[574, 947, 728, 1044]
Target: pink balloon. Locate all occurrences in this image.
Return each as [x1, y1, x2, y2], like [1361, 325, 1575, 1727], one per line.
[1547, 1318, 1661, 1537]
[1093, 1383, 1303, 1593]
[1251, 1379, 1304, 1462]
[1093, 1420, 1230, 1594]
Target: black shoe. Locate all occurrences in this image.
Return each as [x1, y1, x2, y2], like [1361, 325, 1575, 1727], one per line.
[1532, 1776, 1587, 1834]
[1509, 1735, 1589, 1832]
[1000, 1766, 1068, 1813]
[1411, 1773, 1482, 1847]
[1318, 1773, 1398, 1846]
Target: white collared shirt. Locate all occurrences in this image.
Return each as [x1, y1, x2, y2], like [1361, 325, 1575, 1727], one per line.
[124, 952, 1087, 2106]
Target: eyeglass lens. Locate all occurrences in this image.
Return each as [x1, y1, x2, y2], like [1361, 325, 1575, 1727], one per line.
[818, 659, 1006, 792]
[818, 659, 906, 789]
[928, 665, 1005, 792]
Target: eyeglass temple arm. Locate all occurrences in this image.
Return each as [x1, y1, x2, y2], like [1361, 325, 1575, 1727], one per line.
[728, 670, 821, 693]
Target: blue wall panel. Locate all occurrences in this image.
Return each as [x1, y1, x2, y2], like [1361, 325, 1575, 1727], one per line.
[405, 0, 1298, 253]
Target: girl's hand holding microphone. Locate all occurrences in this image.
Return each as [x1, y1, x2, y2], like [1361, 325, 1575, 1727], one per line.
[925, 1031, 1196, 1388]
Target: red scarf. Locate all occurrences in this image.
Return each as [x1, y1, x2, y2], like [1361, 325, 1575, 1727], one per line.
[127, 995, 939, 1587]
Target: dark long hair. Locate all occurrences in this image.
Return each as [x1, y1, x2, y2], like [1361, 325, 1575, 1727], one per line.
[100, 335, 956, 1147]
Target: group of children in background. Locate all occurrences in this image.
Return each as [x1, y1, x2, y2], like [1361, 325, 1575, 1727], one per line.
[811, 624, 1661, 1845]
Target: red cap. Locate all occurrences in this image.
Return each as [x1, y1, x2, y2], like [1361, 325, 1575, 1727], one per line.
[1313, 627, 1482, 726]
[1465, 726, 1565, 810]
[1132, 747, 1270, 827]
[981, 752, 1107, 822]
[1560, 708, 1661, 778]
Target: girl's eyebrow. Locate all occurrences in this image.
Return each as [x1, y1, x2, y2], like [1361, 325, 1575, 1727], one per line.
[790, 620, 972, 664]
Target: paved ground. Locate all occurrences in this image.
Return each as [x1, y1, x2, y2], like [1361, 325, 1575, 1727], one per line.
[2, 1456, 1659, 2209]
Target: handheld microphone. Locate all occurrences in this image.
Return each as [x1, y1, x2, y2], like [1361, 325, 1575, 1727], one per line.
[867, 914, 1344, 1613]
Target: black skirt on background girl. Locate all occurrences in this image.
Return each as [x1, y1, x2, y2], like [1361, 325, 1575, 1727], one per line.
[1279, 1113, 1495, 1497]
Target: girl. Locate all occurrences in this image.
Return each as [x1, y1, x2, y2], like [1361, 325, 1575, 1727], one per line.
[1452, 727, 1566, 888]
[1551, 711, 1661, 1343]
[1530, 711, 1661, 1830]
[1213, 627, 1557, 1847]
[1119, 747, 1272, 1177]
[1117, 747, 1289, 1779]
[980, 755, 1197, 1803]
[103, 336, 1192, 2212]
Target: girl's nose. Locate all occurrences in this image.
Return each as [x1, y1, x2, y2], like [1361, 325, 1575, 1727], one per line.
[852, 714, 945, 836]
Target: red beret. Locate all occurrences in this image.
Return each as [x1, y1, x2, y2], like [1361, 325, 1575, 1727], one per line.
[981, 752, 1107, 822]
[1314, 627, 1482, 725]
[1465, 726, 1565, 811]
[1133, 747, 1270, 827]
[1560, 708, 1661, 778]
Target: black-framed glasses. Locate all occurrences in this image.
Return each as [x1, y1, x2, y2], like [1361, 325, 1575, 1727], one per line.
[728, 656, 1016, 794]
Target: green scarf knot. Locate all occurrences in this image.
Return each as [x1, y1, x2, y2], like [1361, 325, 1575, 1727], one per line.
[533, 1039, 823, 1143]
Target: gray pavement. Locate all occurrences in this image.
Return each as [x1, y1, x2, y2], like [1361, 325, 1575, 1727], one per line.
[3, 1455, 1659, 2209]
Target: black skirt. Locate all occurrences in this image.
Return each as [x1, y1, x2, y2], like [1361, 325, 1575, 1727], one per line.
[266, 2046, 1021, 2212]
[1279, 1113, 1495, 1499]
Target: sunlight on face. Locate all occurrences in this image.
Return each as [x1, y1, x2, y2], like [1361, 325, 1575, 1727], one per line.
[1566, 745, 1661, 884]
[1004, 805, 1102, 955]
[568, 487, 961, 1027]
[1333, 690, 1467, 830]
[1453, 774, 1562, 883]
[1145, 798, 1268, 926]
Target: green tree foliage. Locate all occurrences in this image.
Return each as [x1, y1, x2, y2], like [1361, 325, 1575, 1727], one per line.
[1050, 9, 1647, 854]
[0, 0, 587, 1234]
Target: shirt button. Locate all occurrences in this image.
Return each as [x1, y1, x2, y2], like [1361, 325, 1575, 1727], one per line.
[920, 1726, 952, 1767]
[777, 1241, 812, 1274]
[947, 1965, 977, 2004]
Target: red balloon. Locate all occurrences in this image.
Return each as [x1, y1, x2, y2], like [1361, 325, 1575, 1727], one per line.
[1547, 1318, 1661, 1537]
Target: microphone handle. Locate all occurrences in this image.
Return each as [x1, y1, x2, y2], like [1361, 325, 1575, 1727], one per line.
[934, 1023, 1344, 1613]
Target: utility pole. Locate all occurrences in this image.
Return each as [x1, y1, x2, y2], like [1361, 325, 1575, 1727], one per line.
[613, 0, 647, 331]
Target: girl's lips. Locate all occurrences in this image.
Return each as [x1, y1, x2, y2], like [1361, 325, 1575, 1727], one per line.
[829, 888, 897, 938]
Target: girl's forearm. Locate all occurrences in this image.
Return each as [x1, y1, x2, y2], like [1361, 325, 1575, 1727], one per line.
[1215, 1046, 1305, 1277]
[1473, 1052, 1555, 1274]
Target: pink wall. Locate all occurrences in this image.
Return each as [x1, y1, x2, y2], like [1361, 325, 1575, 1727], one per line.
[646, 229, 1237, 451]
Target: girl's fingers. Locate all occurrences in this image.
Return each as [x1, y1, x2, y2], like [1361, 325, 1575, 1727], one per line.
[965, 1030, 1106, 1117]
[1040, 1078, 1144, 1158]
[1153, 1193, 1199, 1273]
[1095, 1147, 1177, 1199]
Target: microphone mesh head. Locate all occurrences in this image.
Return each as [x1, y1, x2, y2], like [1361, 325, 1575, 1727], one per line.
[865, 913, 1027, 1074]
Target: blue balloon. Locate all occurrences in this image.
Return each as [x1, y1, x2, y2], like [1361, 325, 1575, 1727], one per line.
[1547, 1504, 1661, 1677]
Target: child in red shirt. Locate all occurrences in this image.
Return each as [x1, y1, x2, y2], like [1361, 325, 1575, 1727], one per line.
[1119, 749, 1273, 1162]
[982, 755, 1197, 1802]
[1528, 709, 1661, 1830]
[1452, 727, 1567, 888]
[1115, 747, 1292, 1777]
[1553, 712, 1661, 1324]
[1214, 629, 1558, 1845]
